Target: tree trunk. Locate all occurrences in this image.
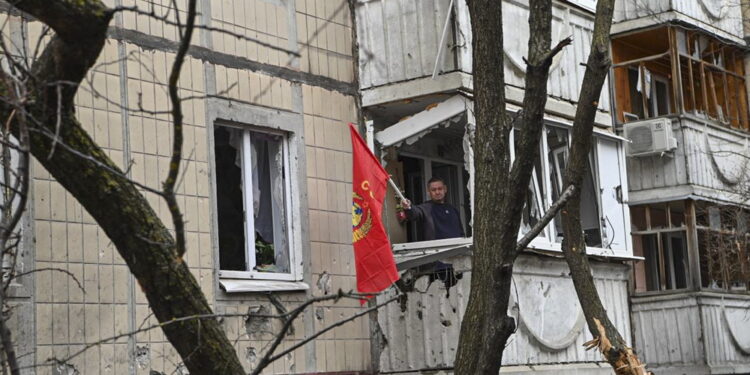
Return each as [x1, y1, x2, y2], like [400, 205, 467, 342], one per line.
[455, 1, 560, 373]
[559, 0, 649, 373]
[1, 1, 246, 373]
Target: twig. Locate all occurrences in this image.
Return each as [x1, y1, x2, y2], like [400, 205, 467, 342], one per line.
[162, 0, 197, 257]
[11, 267, 84, 293]
[258, 294, 400, 370]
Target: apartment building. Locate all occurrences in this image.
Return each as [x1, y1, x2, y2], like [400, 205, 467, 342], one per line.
[6, 0, 750, 374]
[354, 0, 634, 373]
[612, 1, 750, 373]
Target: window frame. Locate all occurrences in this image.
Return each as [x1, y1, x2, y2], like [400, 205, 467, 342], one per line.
[208, 100, 307, 289]
[396, 150, 468, 243]
[631, 202, 692, 294]
[215, 124, 298, 282]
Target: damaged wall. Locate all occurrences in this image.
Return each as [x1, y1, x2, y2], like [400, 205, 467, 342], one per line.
[16, 0, 371, 374]
[375, 254, 630, 373]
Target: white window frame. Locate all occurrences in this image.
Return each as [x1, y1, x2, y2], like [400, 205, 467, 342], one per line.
[649, 75, 672, 118]
[208, 99, 307, 290]
[510, 130, 550, 244]
[564, 0, 596, 12]
[216, 125, 298, 282]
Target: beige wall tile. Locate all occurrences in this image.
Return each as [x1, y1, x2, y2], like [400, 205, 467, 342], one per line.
[99, 265, 114, 303]
[36, 304, 52, 345]
[84, 264, 99, 304]
[50, 222, 67, 262]
[69, 304, 85, 344]
[35, 262, 51, 303]
[68, 263, 84, 303]
[52, 303, 69, 344]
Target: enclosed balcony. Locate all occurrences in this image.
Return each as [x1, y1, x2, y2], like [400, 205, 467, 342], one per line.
[354, 0, 612, 122]
[611, 25, 750, 204]
[613, 0, 745, 43]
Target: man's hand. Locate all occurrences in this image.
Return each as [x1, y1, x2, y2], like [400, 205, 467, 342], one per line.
[401, 199, 412, 210]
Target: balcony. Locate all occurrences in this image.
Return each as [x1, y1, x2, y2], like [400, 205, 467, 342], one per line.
[354, 0, 611, 121]
[611, 26, 750, 204]
[613, 0, 745, 43]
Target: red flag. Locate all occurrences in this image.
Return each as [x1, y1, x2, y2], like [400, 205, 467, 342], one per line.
[349, 123, 399, 295]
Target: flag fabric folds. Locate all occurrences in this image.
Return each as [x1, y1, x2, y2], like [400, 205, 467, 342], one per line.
[348, 123, 399, 295]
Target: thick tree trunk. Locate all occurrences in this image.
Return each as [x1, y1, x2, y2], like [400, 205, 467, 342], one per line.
[455, 1, 560, 373]
[559, 0, 649, 373]
[1, 1, 246, 373]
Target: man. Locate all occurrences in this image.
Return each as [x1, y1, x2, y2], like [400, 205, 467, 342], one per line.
[401, 177, 465, 241]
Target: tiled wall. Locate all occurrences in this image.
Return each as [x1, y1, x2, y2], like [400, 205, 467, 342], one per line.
[19, 0, 369, 374]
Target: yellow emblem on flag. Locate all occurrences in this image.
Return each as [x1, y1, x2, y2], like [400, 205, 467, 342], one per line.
[352, 192, 373, 242]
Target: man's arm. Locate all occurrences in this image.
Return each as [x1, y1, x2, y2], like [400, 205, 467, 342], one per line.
[402, 199, 427, 221]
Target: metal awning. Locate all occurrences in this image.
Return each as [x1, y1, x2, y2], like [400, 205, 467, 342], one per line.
[375, 94, 469, 148]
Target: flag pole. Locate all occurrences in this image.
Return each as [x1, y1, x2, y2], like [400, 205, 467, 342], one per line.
[388, 176, 407, 202]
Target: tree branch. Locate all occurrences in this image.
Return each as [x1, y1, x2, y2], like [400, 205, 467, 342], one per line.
[162, 0, 197, 257]
[516, 185, 575, 253]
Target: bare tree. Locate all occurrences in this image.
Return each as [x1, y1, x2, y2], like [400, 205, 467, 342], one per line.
[558, 1, 649, 373]
[454, 0, 648, 374]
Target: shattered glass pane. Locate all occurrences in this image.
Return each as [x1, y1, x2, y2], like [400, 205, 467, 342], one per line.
[250, 131, 289, 273]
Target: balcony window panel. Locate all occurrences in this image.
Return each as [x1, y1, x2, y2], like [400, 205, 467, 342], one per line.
[514, 129, 546, 238]
[631, 205, 648, 231]
[641, 234, 661, 291]
[547, 126, 569, 242]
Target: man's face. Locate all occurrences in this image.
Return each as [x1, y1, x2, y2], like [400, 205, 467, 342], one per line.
[428, 181, 447, 203]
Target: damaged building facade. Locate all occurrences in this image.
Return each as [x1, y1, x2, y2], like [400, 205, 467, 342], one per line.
[612, 0, 750, 373]
[3, 0, 750, 374]
[355, 0, 635, 374]
[357, 0, 750, 374]
[3, 0, 373, 373]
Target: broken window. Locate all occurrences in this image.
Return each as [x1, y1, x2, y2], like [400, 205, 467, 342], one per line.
[214, 124, 293, 278]
[697, 203, 750, 291]
[513, 129, 545, 238]
[393, 126, 471, 243]
[612, 26, 749, 129]
[545, 126, 602, 246]
[375, 95, 472, 246]
[632, 201, 691, 293]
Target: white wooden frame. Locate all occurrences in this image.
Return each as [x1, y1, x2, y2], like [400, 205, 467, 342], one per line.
[649, 74, 672, 118]
[509, 130, 549, 242]
[207, 99, 306, 289]
[216, 125, 298, 282]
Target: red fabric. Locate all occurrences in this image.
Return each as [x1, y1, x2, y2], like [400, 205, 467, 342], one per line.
[349, 123, 399, 296]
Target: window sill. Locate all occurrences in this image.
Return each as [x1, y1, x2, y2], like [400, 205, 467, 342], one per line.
[219, 279, 309, 293]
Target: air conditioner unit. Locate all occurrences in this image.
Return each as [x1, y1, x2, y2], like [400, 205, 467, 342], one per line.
[624, 118, 677, 157]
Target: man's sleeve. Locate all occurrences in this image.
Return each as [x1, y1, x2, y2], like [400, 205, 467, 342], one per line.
[405, 203, 427, 221]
